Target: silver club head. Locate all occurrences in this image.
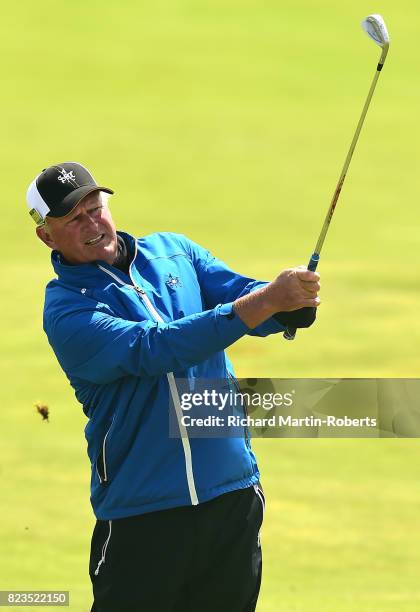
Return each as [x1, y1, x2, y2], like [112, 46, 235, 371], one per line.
[362, 14, 390, 48]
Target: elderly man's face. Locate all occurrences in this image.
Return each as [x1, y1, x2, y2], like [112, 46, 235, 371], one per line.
[36, 191, 118, 265]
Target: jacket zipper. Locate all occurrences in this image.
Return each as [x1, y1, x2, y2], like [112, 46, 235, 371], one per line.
[132, 284, 198, 505]
[96, 247, 199, 506]
[96, 419, 113, 484]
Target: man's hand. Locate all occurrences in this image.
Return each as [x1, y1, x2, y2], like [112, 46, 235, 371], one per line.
[263, 267, 321, 312]
[233, 266, 320, 329]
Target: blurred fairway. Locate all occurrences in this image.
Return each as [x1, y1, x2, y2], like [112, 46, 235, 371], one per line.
[1, 0, 420, 610]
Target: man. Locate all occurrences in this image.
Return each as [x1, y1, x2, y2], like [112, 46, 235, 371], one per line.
[27, 162, 320, 612]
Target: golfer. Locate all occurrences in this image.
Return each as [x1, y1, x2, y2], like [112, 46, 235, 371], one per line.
[28, 162, 320, 612]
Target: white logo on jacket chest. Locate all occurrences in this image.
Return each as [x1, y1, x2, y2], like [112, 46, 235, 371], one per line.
[165, 274, 182, 289]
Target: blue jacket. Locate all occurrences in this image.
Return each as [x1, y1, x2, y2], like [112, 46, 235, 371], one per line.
[43, 231, 285, 519]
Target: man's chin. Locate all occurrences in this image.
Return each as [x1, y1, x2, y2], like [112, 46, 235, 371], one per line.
[85, 234, 115, 261]
[96, 244, 118, 265]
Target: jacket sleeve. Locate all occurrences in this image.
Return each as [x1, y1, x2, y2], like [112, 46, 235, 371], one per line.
[179, 235, 286, 337]
[45, 300, 249, 385]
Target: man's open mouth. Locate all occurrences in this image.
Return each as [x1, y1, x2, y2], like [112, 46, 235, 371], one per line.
[85, 234, 105, 246]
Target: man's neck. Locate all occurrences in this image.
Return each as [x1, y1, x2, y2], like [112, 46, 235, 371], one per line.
[112, 234, 130, 274]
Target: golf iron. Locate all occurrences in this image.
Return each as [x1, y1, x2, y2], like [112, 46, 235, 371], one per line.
[284, 14, 390, 341]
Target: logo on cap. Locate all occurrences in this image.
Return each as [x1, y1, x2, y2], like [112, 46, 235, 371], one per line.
[57, 168, 76, 184]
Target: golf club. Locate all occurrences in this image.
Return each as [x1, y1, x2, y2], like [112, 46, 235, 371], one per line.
[283, 14, 390, 341]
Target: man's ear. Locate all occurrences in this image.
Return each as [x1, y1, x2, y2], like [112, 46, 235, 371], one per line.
[36, 224, 56, 250]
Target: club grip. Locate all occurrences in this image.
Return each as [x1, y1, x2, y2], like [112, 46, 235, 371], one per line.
[283, 253, 320, 341]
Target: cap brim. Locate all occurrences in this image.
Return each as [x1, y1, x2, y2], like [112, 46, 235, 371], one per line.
[46, 185, 114, 219]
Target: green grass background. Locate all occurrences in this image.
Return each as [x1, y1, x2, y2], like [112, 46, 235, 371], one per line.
[1, 0, 420, 610]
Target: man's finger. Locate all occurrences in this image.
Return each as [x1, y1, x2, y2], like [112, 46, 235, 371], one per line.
[296, 269, 320, 282]
[301, 289, 318, 299]
[301, 281, 321, 294]
[300, 297, 321, 308]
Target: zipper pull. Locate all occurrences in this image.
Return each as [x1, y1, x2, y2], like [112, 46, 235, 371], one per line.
[134, 285, 145, 294]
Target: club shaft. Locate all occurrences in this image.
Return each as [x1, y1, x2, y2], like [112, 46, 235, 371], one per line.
[313, 63, 384, 256]
[284, 48, 388, 342]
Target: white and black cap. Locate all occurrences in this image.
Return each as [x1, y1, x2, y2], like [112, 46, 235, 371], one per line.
[26, 162, 114, 226]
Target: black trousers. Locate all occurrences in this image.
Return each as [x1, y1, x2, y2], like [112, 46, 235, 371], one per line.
[90, 484, 265, 612]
